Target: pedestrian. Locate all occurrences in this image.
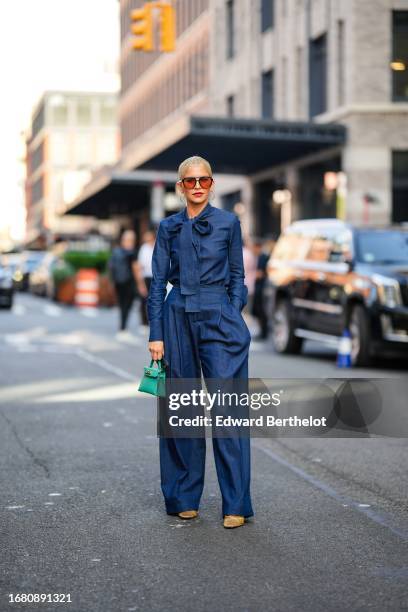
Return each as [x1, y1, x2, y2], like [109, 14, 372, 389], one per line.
[251, 238, 271, 340]
[147, 155, 253, 529]
[109, 229, 140, 339]
[137, 230, 155, 331]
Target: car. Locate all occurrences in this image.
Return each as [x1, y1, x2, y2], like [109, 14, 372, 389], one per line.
[1, 252, 22, 289]
[267, 219, 408, 366]
[13, 250, 47, 291]
[0, 263, 14, 309]
[28, 253, 57, 298]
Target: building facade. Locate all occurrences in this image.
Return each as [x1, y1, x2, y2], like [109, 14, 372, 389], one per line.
[69, 0, 408, 242]
[25, 90, 119, 245]
[120, 0, 210, 170]
[210, 0, 408, 234]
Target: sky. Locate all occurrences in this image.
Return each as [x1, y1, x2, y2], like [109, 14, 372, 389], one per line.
[0, 0, 120, 243]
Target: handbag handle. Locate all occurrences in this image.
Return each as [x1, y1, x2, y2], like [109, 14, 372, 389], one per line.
[149, 358, 166, 370]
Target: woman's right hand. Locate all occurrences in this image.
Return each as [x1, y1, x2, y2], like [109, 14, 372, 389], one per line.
[149, 340, 164, 362]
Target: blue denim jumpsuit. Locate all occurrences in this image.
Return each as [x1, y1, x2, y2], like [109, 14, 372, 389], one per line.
[147, 202, 254, 518]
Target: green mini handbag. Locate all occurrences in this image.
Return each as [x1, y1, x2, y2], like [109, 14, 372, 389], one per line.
[138, 358, 167, 397]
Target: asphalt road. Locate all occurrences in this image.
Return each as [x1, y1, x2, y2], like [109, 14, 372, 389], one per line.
[1, 294, 407, 612]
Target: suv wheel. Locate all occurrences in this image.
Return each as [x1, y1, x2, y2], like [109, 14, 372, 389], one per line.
[349, 304, 371, 367]
[272, 299, 303, 354]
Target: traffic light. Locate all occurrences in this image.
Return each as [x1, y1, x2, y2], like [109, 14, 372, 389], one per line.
[131, 4, 154, 52]
[159, 3, 175, 52]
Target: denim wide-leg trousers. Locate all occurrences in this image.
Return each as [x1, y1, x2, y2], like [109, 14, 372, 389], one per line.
[159, 285, 254, 518]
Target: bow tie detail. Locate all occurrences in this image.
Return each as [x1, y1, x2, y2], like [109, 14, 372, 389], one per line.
[167, 205, 213, 312]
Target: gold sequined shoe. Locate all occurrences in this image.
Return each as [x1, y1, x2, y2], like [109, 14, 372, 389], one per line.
[178, 510, 198, 519]
[223, 515, 245, 529]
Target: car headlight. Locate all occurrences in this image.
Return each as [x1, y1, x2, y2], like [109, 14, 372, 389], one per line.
[373, 274, 402, 308]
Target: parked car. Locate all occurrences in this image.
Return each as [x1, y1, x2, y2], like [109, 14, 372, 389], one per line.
[0, 263, 14, 309]
[267, 219, 408, 366]
[28, 253, 57, 298]
[13, 250, 47, 291]
[1, 252, 22, 289]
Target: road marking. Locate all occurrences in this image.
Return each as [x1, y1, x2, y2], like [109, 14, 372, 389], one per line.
[4, 334, 30, 345]
[75, 348, 136, 381]
[35, 381, 143, 403]
[12, 304, 26, 316]
[3, 327, 46, 346]
[80, 307, 98, 318]
[43, 304, 62, 317]
[0, 376, 103, 403]
[115, 332, 142, 346]
[253, 441, 408, 542]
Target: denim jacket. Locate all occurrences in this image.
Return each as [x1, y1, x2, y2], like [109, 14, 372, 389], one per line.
[147, 203, 248, 342]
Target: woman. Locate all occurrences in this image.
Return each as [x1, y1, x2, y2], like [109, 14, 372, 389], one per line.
[109, 229, 143, 337]
[147, 156, 253, 529]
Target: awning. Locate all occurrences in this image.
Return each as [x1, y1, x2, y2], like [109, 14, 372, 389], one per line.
[66, 115, 346, 218]
[65, 167, 177, 217]
[135, 115, 347, 175]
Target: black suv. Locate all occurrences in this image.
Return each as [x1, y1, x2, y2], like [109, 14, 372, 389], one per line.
[267, 219, 408, 366]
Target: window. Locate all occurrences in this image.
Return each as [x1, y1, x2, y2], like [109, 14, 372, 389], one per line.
[307, 236, 332, 262]
[309, 33, 327, 117]
[77, 99, 91, 126]
[31, 142, 44, 173]
[281, 57, 287, 118]
[261, 69, 274, 118]
[392, 151, 408, 223]
[186, 54, 193, 100]
[391, 11, 408, 101]
[49, 95, 68, 126]
[226, 94, 235, 117]
[261, 0, 274, 32]
[295, 47, 303, 117]
[356, 230, 408, 264]
[32, 176, 44, 204]
[337, 20, 345, 106]
[32, 105, 45, 139]
[226, 0, 234, 59]
[100, 99, 116, 125]
[329, 229, 353, 262]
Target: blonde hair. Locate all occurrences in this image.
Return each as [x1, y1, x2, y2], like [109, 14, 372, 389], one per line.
[178, 155, 212, 179]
